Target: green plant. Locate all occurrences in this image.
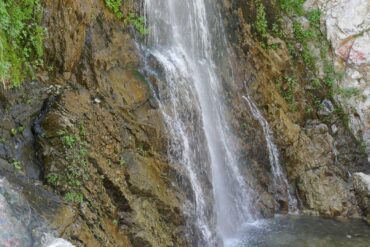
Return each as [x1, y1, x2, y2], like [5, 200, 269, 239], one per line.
[137, 143, 148, 156]
[323, 63, 335, 87]
[12, 159, 23, 171]
[58, 130, 77, 148]
[132, 69, 146, 83]
[335, 106, 350, 128]
[104, 0, 123, 19]
[125, 13, 148, 35]
[64, 191, 84, 204]
[277, 76, 299, 111]
[104, 1, 148, 35]
[48, 127, 90, 204]
[311, 78, 322, 89]
[279, 0, 305, 16]
[11, 125, 25, 136]
[337, 87, 361, 98]
[119, 158, 126, 167]
[292, 21, 316, 69]
[308, 9, 321, 29]
[272, 22, 285, 38]
[47, 173, 60, 186]
[255, 0, 268, 39]
[0, 0, 45, 88]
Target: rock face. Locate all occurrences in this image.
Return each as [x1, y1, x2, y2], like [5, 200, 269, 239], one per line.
[306, 0, 370, 158]
[219, 0, 369, 219]
[38, 0, 188, 245]
[1, 0, 188, 246]
[0, 0, 369, 246]
[353, 172, 370, 223]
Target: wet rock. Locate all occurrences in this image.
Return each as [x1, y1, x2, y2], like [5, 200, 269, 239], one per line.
[219, 0, 368, 220]
[353, 172, 370, 223]
[297, 166, 355, 217]
[318, 100, 334, 117]
[257, 192, 276, 218]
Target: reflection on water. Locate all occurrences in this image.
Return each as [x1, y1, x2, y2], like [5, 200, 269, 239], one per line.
[225, 215, 370, 247]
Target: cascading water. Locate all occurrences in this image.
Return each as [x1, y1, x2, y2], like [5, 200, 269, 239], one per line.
[243, 94, 297, 212]
[144, 0, 255, 245]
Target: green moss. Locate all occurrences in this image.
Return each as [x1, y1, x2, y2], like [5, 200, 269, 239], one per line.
[0, 0, 45, 87]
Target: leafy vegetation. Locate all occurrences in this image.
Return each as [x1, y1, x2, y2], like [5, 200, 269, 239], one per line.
[279, 0, 305, 16]
[64, 191, 84, 204]
[104, 0, 123, 19]
[308, 9, 321, 29]
[12, 159, 23, 171]
[337, 87, 361, 98]
[10, 125, 25, 136]
[277, 76, 299, 111]
[254, 1, 348, 120]
[119, 158, 126, 167]
[0, 0, 45, 88]
[255, 0, 268, 39]
[125, 13, 148, 35]
[104, 0, 148, 35]
[47, 126, 89, 204]
[292, 21, 315, 69]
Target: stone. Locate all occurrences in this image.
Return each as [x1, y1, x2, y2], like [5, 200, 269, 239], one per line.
[298, 166, 354, 217]
[318, 99, 334, 117]
[353, 172, 370, 222]
[331, 124, 338, 134]
[308, 0, 370, 158]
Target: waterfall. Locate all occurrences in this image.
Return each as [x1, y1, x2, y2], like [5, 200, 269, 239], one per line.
[144, 0, 255, 245]
[242, 94, 297, 212]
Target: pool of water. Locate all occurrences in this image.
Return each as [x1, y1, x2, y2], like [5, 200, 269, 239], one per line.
[225, 215, 370, 247]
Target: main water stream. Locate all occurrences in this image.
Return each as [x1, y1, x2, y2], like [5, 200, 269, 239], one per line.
[144, 0, 255, 245]
[143, 0, 370, 246]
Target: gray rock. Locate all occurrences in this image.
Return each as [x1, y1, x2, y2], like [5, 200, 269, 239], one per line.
[307, 0, 370, 159]
[318, 99, 334, 117]
[353, 172, 370, 222]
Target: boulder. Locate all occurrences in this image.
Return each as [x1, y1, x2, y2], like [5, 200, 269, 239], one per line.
[353, 172, 370, 223]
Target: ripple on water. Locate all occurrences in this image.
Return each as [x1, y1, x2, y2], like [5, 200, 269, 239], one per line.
[224, 215, 370, 247]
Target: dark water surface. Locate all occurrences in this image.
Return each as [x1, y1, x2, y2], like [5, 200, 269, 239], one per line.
[225, 215, 370, 247]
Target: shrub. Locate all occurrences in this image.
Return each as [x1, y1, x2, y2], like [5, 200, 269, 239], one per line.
[104, 0, 123, 19]
[0, 0, 45, 88]
[255, 1, 268, 39]
[104, 0, 148, 35]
